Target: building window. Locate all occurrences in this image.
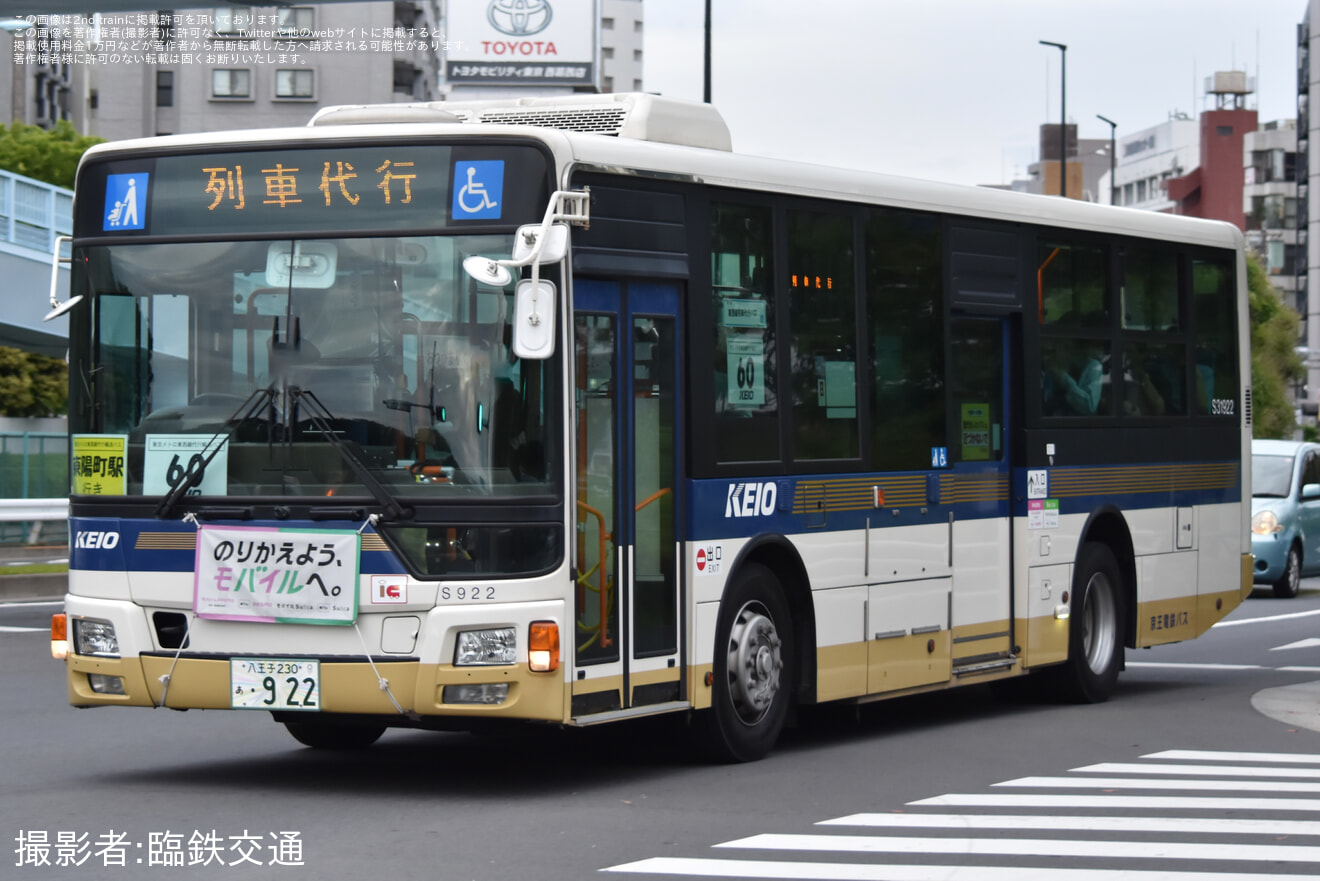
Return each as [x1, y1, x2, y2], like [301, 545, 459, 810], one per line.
[634, 49, 643, 62]
[1216, 125, 1234, 136]
[277, 7, 315, 36]
[1136, 179, 1147, 202]
[602, 47, 613, 59]
[212, 7, 252, 35]
[275, 69, 314, 99]
[602, 17, 614, 29]
[602, 76, 613, 91]
[156, 70, 174, 107]
[211, 69, 251, 99]
[1122, 183, 1134, 205]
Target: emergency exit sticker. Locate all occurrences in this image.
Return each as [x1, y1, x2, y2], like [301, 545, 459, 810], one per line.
[695, 544, 723, 576]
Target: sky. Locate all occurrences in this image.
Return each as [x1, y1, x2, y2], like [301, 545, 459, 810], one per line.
[642, 0, 1306, 187]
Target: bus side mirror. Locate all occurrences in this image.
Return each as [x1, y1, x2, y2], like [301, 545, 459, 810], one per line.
[512, 279, 556, 360]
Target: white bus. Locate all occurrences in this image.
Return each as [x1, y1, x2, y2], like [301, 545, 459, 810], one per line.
[50, 93, 1251, 761]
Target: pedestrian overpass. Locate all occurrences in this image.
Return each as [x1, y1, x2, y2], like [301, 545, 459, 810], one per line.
[0, 168, 71, 360]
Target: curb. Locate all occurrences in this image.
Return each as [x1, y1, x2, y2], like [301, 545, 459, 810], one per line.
[0, 573, 67, 603]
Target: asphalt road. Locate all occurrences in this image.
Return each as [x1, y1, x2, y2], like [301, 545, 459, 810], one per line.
[3, 580, 1320, 880]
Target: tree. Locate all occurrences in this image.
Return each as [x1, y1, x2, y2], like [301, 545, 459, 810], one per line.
[0, 346, 67, 417]
[1248, 251, 1303, 439]
[0, 120, 103, 189]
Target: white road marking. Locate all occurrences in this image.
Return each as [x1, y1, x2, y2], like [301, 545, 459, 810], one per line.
[603, 858, 1312, 880]
[818, 813, 1320, 835]
[1144, 749, 1320, 764]
[0, 600, 62, 610]
[0, 626, 44, 633]
[1271, 637, 1320, 651]
[1126, 662, 1262, 670]
[910, 793, 1320, 811]
[715, 833, 1320, 863]
[1213, 607, 1320, 627]
[1074, 761, 1320, 779]
[997, 775, 1320, 793]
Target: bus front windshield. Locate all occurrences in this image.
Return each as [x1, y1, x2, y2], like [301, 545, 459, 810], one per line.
[68, 235, 558, 502]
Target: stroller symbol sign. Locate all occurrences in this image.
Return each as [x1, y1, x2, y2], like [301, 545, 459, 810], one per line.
[104, 173, 147, 231]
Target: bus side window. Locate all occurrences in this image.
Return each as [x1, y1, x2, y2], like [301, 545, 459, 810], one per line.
[867, 206, 945, 469]
[710, 202, 779, 465]
[1192, 256, 1238, 416]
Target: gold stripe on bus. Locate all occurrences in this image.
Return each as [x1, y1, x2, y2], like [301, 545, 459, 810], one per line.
[361, 535, 389, 552]
[135, 533, 197, 549]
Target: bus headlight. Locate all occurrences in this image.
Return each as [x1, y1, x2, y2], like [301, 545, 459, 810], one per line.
[1251, 511, 1283, 536]
[454, 628, 516, 666]
[73, 618, 120, 658]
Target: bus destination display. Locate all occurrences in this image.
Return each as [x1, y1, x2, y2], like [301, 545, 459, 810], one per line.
[79, 144, 547, 237]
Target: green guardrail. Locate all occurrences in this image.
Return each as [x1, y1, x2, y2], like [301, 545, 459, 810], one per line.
[0, 432, 68, 546]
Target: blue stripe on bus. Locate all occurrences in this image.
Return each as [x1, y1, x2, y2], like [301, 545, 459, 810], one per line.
[683, 460, 1240, 540]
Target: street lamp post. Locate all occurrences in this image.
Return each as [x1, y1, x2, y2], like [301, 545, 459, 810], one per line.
[1096, 114, 1117, 206]
[704, 0, 712, 103]
[1039, 40, 1067, 198]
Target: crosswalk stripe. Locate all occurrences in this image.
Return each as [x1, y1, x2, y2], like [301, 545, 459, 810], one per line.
[910, 793, 1320, 811]
[817, 813, 1320, 835]
[602, 857, 1312, 880]
[997, 776, 1320, 793]
[714, 833, 1320, 862]
[1144, 749, 1320, 764]
[1074, 762, 1320, 779]
[602, 749, 1320, 877]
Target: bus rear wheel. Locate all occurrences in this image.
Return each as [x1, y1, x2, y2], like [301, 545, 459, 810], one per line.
[1051, 542, 1124, 703]
[701, 562, 794, 763]
[283, 720, 386, 750]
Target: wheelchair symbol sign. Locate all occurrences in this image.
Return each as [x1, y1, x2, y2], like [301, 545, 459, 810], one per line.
[452, 161, 504, 220]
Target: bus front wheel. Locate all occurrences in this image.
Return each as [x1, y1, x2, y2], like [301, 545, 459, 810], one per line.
[1052, 542, 1124, 703]
[701, 562, 794, 763]
[283, 720, 386, 750]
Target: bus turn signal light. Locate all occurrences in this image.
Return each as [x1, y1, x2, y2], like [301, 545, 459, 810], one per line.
[51, 613, 67, 660]
[528, 621, 559, 672]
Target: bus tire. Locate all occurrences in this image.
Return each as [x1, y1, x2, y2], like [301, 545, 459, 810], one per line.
[1052, 542, 1124, 703]
[701, 562, 794, 763]
[1273, 543, 1302, 598]
[284, 720, 386, 750]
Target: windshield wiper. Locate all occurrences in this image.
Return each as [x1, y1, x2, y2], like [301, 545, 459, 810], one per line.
[287, 387, 411, 522]
[154, 387, 277, 519]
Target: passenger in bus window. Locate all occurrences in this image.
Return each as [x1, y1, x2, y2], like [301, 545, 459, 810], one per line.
[1044, 340, 1103, 415]
[1123, 362, 1166, 417]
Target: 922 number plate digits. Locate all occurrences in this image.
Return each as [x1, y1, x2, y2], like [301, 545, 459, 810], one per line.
[230, 658, 320, 711]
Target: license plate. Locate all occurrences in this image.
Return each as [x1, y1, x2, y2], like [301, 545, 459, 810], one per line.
[230, 658, 320, 711]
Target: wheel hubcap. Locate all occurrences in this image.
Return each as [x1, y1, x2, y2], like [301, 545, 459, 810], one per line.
[1082, 572, 1117, 674]
[726, 601, 782, 725]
